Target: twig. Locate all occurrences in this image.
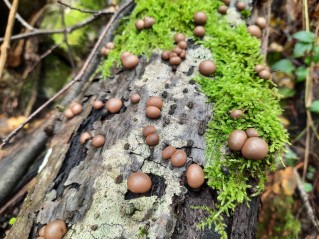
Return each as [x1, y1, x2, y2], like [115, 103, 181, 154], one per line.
[0, 6, 116, 43]
[2, 0, 35, 31]
[0, 0, 19, 80]
[294, 168, 319, 232]
[57, 0, 102, 14]
[0, 0, 135, 149]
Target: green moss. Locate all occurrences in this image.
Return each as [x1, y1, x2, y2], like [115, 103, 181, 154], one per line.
[99, 0, 289, 238]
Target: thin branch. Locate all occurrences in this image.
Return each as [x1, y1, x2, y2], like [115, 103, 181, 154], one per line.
[0, 0, 19, 81]
[0, 0, 135, 149]
[2, 0, 35, 31]
[57, 0, 101, 14]
[0, 6, 116, 43]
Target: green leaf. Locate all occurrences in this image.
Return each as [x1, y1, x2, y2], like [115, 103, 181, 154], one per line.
[278, 87, 296, 99]
[304, 182, 313, 193]
[312, 45, 319, 63]
[271, 59, 295, 74]
[292, 31, 315, 43]
[310, 100, 319, 113]
[293, 42, 312, 57]
[295, 66, 308, 82]
[9, 217, 16, 225]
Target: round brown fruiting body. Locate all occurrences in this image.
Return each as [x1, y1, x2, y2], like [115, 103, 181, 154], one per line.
[180, 50, 186, 59]
[64, 108, 74, 119]
[144, 17, 156, 29]
[162, 146, 177, 159]
[172, 46, 182, 55]
[36, 237, 46, 239]
[39, 226, 46, 237]
[174, 33, 185, 43]
[228, 129, 248, 151]
[241, 137, 268, 160]
[223, 0, 231, 6]
[130, 94, 141, 103]
[171, 150, 187, 167]
[169, 56, 182, 66]
[236, 2, 246, 11]
[230, 109, 243, 119]
[106, 98, 122, 113]
[120, 51, 131, 62]
[105, 42, 115, 49]
[169, 52, 178, 58]
[218, 5, 228, 14]
[93, 100, 104, 110]
[127, 172, 152, 193]
[145, 133, 160, 146]
[246, 128, 259, 137]
[145, 106, 161, 119]
[254, 64, 265, 73]
[101, 47, 110, 57]
[186, 164, 205, 189]
[122, 54, 139, 69]
[91, 135, 105, 148]
[146, 96, 163, 110]
[256, 17, 267, 29]
[247, 25, 262, 38]
[258, 69, 271, 80]
[178, 40, 187, 49]
[135, 19, 145, 31]
[193, 26, 206, 37]
[80, 132, 92, 144]
[44, 220, 67, 239]
[161, 51, 170, 61]
[193, 12, 207, 25]
[199, 60, 216, 76]
[70, 103, 82, 115]
[143, 125, 157, 137]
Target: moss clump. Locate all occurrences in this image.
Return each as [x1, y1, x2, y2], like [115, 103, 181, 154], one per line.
[100, 0, 289, 237]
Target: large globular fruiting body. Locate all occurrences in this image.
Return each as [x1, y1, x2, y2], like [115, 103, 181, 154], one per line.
[228, 129, 248, 151]
[186, 164, 205, 189]
[241, 137, 268, 160]
[44, 220, 67, 239]
[127, 172, 152, 193]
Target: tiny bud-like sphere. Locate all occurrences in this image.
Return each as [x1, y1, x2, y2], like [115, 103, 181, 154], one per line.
[44, 220, 67, 239]
[135, 19, 145, 31]
[144, 17, 156, 29]
[146, 96, 163, 110]
[39, 226, 46, 237]
[193, 26, 206, 37]
[93, 100, 104, 110]
[255, 64, 265, 73]
[161, 51, 170, 61]
[218, 5, 228, 14]
[241, 137, 268, 160]
[120, 51, 131, 62]
[145, 133, 160, 146]
[80, 132, 92, 144]
[130, 94, 141, 103]
[236, 2, 246, 11]
[172, 46, 182, 55]
[256, 17, 267, 29]
[106, 98, 123, 113]
[101, 47, 110, 57]
[186, 164, 205, 189]
[64, 108, 74, 119]
[180, 50, 186, 59]
[174, 33, 186, 43]
[228, 129, 248, 151]
[223, 0, 231, 6]
[91, 135, 105, 148]
[127, 172, 152, 193]
[247, 25, 262, 38]
[258, 69, 271, 80]
[169, 52, 178, 58]
[193, 12, 207, 25]
[122, 54, 139, 69]
[70, 103, 82, 115]
[105, 42, 115, 49]
[146, 106, 161, 119]
[143, 125, 157, 137]
[178, 40, 187, 49]
[171, 150, 187, 167]
[230, 109, 243, 119]
[169, 56, 182, 66]
[246, 128, 259, 137]
[199, 60, 216, 76]
[162, 146, 177, 159]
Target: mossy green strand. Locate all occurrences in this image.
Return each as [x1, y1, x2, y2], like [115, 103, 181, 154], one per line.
[100, 0, 289, 237]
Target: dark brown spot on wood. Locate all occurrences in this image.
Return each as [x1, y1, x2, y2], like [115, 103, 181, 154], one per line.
[115, 175, 123, 184]
[183, 88, 188, 93]
[124, 143, 130, 150]
[198, 120, 207, 136]
[162, 91, 168, 98]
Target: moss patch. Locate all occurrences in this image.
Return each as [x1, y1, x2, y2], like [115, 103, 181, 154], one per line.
[100, 0, 289, 237]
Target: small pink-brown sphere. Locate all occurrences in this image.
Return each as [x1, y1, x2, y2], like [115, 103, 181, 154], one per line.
[135, 19, 145, 31]
[199, 60, 216, 76]
[130, 94, 141, 103]
[105, 42, 115, 49]
[91, 135, 105, 148]
[146, 106, 161, 119]
[120, 51, 131, 62]
[146, 96, 163, 110]
[228, 129, 248, 151]
[93, 100, 104, 110]
[106, 98, 123, 113]
[70, 103, 82, 115]
[193, 26, 206, 37]
[122, 54, 139, 69]
[80, 131, 92, 144]
[247, 25, 262, 38]
[193, 12, 208, 25]
[162, 146, 177, 159]
[143, 125, 157, 137]
[64, 108, 74, 119]
[44, 220, 67, 239]
[256, 17, 267, 29]
[174, 33, 186, 43]
[145, 133, 160, 146]
[39, 226, 46, 237]
[127, 172, 152, 193]
[186, 164, 205, 189]
[171, 150, 187, 167]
